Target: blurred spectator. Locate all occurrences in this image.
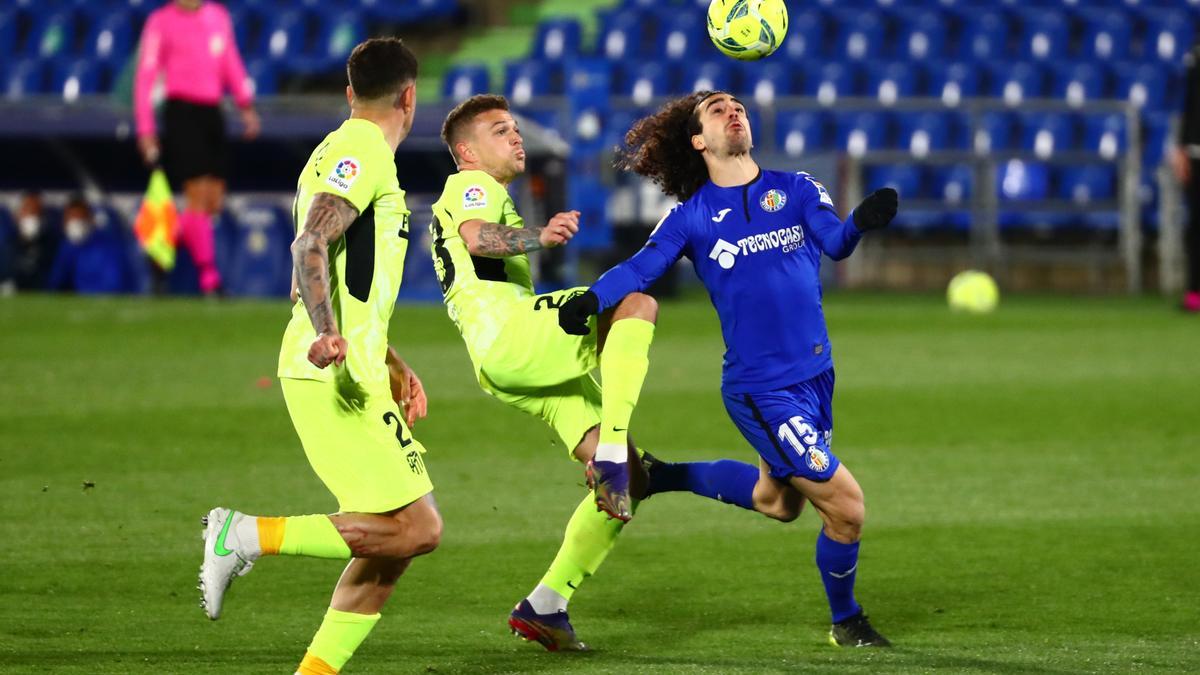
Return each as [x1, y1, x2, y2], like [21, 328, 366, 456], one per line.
[6, 192, 62, 292]
[48, 196, 137, 294]
[1174, 42, 1200, 313]
[134, 0, 260, 296]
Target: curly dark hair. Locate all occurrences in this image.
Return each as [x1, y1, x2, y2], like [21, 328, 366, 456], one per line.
[615, 91, 720, 203]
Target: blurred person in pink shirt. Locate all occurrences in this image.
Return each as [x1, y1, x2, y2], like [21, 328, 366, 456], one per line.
[134, 0, 261, 295]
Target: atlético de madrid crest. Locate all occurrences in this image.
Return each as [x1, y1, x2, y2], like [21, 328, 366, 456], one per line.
[759, 189, 787, 212]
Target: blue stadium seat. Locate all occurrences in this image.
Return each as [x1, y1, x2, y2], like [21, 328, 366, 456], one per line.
[777, 110, 832, 157]
[971, 110, 1018, 152]
[737, 62, 797, 107]
[897, 111, 960, 156]
[505, 60, 561, 106]
[1018, 112, 1079, 159]
[615, 60, 673, 105]
[1113, 61, 1168, 111]
[1077, 8, 1131, 62]
[802, 61, 861, 106]
[307, 10, 365, 71]
[998, 159, 1051, 229]
[566, 58, 613, 114]
[866, 164, 924, 199]
[0, 9, 21, 59]
[1017, 8, 1069, 61]
[864, 61, 916, 107]
[957, 9, 1013, 61]
[598, 9, 649, 61]
[532, 18, 583, 61]
[680, 60, 735, 94]
[356, 0, 461, 24]
[1052, 62, 1110, 109]
[988, 61, 1048, 107]
[442, 63, 490, 103]
[224, 202, 293, 298]
[836, 111, 891, 156]
[1057, 166, 1119, 230]
[82, 10, 134, 67]
[51, 58, 103, 102]
[566, 177, 612, 251]
[654, 12, 705, 61]
[1082, 112, 1126, 161]
[244, 59, 278, 97]
[258, 10, 308, 63]
[924, 61, 980, 107]
[780, 9, 828, 61]
[24, 10, 78, 59]
[895, 9, 948, 61]
[931, 164, 973, 205]
[830, 9, 885, 61]
[1138, 8, 1194, 64]
[4, 58, 50, 97]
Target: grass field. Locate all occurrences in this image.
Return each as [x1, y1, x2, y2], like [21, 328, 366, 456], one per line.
[1, 292, 1198, 674]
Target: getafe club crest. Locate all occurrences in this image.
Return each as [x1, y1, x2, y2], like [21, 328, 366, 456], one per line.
[759, 189, 787, 212]
[806, 447, 830, 472]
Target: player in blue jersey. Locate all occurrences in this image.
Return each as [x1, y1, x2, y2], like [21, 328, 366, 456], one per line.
[557, 91, 897, 647]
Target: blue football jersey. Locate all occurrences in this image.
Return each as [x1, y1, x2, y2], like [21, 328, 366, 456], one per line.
[591, 169, 863, 393]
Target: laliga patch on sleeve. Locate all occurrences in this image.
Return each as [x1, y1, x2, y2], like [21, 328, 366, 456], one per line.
[462, 185, 488, 210]
[798, 171, 835, 207]
[326, 158, 361, 192]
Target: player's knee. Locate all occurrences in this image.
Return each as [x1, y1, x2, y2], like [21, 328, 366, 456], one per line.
[827, 500, 864, 542]
[618, 293, 658, 323]
[410, 512, 443, 556]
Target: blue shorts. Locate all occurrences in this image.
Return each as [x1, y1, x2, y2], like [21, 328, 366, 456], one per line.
[722, 369, 840, 482]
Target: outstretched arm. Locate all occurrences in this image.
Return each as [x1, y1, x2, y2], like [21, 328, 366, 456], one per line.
[806, 188, 897, 260]
[459, 210, 579, 258]
[292, 192, 359, 368]
[559, 212, 688, 335]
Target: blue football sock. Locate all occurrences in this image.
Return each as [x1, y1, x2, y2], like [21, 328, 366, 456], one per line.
[647, 459, 756, 510]
[816, 529, 862, 624]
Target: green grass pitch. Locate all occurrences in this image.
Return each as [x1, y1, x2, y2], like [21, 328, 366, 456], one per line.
[1, 292, 1197, 673]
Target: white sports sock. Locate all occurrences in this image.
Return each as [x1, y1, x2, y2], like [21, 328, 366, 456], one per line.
[526, 583, 568, 614]
[232, 512, 263, 558]
[594, 442, 627, 464]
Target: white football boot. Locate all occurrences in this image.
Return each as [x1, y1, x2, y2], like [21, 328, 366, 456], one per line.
[198, 507, 258, 620]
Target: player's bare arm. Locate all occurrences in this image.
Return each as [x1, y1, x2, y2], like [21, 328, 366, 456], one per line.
[292, 191, 359, 368]
[459, 210, 579, 257]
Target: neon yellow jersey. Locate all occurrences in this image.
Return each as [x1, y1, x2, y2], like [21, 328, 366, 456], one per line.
[429, 170, 534, 373]
[277, 119, 411, 391]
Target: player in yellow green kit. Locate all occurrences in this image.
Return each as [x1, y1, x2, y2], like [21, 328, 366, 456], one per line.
[196, 39, 442, 675]
[430, 94, 659, 650]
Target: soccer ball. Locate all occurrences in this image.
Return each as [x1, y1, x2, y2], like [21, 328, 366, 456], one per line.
[707, 0, 788, 61]
[947, 270, 1000, 314]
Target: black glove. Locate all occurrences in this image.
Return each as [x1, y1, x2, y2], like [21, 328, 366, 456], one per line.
[852, 188, 898, 232]
[558, 290, 599, 336]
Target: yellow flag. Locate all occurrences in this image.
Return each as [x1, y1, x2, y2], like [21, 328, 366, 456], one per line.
[133, 169, 178, 270]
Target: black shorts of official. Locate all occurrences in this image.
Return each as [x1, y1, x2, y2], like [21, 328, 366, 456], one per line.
[162, 98, 228, 185]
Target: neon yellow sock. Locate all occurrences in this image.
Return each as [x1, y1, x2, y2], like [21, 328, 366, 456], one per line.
[300, 608, 380, 673]
[540, 494, 640, 600]
[598, 318, 655, 448]
[279, 515, 351, 559]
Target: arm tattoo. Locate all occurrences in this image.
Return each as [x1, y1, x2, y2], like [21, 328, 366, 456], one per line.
[292, 192, 359, 335]
[473, 222, 544, 257]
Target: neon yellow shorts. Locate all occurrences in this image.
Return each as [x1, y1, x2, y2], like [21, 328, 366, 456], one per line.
[281, 377, 432, 513]
[479, 287, 601, 456]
